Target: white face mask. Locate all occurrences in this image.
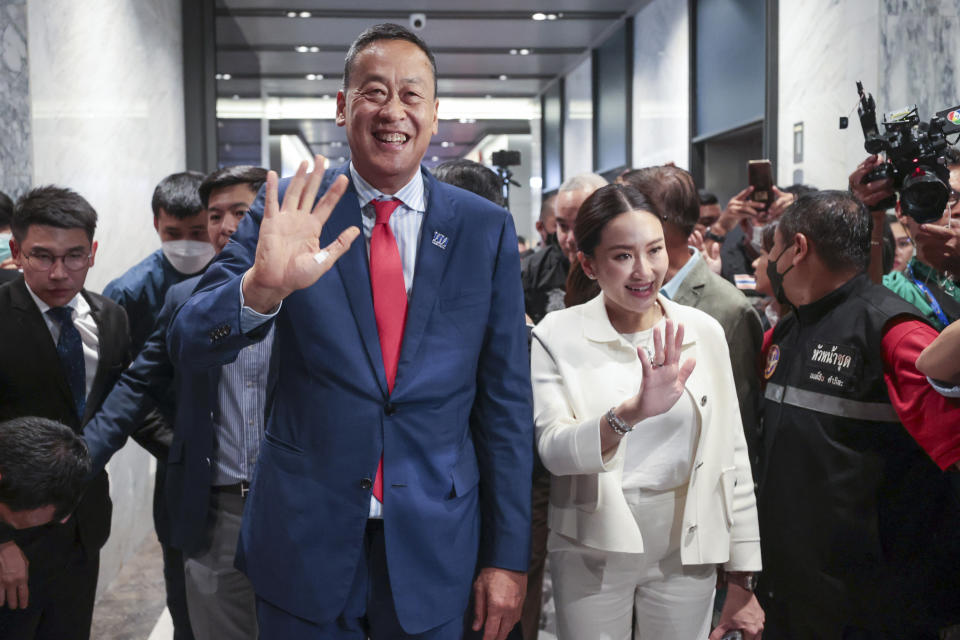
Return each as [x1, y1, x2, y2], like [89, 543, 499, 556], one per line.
[161, 240, 215, 275]
[0, 233, 11, 262]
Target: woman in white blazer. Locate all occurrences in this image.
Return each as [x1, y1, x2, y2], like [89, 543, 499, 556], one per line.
[532, 184, 763, 640]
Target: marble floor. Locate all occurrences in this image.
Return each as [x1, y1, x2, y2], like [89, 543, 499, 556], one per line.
[91, 532, 171, 640]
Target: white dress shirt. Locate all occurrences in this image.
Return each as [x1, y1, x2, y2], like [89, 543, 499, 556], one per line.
[25, 284, 100, 398]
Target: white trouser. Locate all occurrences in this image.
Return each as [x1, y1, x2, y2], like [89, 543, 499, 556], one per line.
[548, 486, 716, 640]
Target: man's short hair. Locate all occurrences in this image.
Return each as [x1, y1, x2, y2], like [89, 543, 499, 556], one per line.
[11, 186, 98, 243]
[433, 159, 504, 206]
[343, 23, 438, 97]
[0, 190, 13, 230]
[151, 171, 205, 220]
[558, 173, 608, 195]
[946, 145, 960, 168]
[778, 190, 871, 273]
[619, 165, 700, 236]
[781, 183, 819, 197]
[198, 166, 268, 209]
[698, 189, 718, 206]
[539, 193, 557, 222]
[0, 416, 91, 520]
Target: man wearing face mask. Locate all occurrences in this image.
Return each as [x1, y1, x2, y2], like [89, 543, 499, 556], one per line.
[756, 190, 960, 639]
[0, 190, 19, 284]
[101, 170, 209, 640]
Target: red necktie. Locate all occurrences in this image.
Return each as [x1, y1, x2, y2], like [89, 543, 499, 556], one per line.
[370, 198, 407, 502]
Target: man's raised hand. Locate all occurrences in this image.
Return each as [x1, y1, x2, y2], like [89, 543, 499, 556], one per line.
[243, 157, 360, 313]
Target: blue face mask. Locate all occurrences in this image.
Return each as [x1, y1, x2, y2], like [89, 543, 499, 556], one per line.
[0, 233, 12, 262]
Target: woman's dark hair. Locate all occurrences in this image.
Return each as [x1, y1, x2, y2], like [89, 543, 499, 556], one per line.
[564, 184, 657, 307]
[761, 220, 779, 253]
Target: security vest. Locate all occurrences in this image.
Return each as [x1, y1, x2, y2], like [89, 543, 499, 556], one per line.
[758, 274, 960, 632]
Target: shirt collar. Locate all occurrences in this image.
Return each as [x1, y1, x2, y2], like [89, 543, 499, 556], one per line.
[24, 282, 87, 317]
[660, 249, 700, 300]
[349, 163, 426, 213]
[580, 292, 695, 349]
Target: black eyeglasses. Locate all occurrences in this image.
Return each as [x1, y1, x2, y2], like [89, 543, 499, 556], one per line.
[24, 251, 92, 272]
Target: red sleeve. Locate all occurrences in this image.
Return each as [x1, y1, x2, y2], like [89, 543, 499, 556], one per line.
[759, 326, 775, 378]
[882, 318, 960, 470]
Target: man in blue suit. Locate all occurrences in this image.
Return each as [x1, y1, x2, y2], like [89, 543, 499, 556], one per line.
[167, 23, 532, 640]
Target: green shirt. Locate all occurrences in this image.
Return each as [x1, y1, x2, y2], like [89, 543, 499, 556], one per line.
[883, 258, 960, 330]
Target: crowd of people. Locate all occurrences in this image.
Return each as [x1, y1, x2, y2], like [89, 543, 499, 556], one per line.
[0, 21, 959, 640]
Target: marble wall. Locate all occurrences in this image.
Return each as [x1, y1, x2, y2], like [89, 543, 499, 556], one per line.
[0, 0, 30, 198]
[27, 0, 186, 596]
[632, 0, 690, 170]
[777, 0, 960, 190]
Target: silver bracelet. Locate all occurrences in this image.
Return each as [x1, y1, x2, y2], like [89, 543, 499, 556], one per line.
[605, 407, 633, 436]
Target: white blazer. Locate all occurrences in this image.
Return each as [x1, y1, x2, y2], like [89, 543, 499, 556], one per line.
[531, 293, 761, 571]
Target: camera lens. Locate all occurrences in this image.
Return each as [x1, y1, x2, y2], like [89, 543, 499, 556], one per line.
[901, 169, 950, 224]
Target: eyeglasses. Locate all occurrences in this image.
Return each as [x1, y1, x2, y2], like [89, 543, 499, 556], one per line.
[24, 251, 92, 272]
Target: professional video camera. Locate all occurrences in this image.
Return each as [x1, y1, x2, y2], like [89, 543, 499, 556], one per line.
[853, 81, 960, 223]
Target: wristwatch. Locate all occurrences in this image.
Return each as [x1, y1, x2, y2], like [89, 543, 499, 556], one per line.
[724, 571, 758, 592]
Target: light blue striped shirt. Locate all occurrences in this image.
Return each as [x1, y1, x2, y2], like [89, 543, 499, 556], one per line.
[212, 325, 274, 485]
[239, 165, 427, 518]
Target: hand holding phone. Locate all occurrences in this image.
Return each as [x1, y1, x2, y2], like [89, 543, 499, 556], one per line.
[748, 160, 774, 210]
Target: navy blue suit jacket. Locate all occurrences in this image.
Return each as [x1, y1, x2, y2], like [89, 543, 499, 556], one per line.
[167, 165, 533, 633]
[84, 275, 237, 554]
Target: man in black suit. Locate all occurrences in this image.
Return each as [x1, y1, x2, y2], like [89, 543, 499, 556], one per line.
[0, 186, 131, 640]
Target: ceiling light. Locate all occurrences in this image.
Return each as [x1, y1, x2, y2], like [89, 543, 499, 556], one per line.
[286, 11, 297, 18]
[459, 118, 476, 124]
[305, 73, 323, 80]
[296, 45, 309, 53]
[498, 74, 508, 81]
[309, 46, 319, 53]
[441, 141, 454, 148]
[547, 13, 558, 20]
[232, 94, 240, 100]
[322, 94, 331, 99]
[509, 49, 518, 55]
[299, 11, 312, 18]
[330, 141, 343, 147]
[520, 49, 530, 55]
[222, 73, 231, 80]
[432, 156, 440, 162]
[532, 12, 546, 20]
[337, 156, 345, 163]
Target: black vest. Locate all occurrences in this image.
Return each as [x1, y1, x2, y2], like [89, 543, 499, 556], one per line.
[758, 274, 960, 632]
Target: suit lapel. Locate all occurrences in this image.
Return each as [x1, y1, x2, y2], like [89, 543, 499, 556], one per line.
[82, 291, 116, 424]
[395, 172, 456, 387]
[322, 165, 388, 397]
[9, 280, 76, 416]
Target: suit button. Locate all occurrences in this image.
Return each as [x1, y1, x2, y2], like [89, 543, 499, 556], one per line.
[360, 477, 372, 490]
[385, 403, 396, 416]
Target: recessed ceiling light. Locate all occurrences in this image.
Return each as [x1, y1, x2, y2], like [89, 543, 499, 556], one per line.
[223, 73, 231, 80]
[441, 141, 454, 148]
[432, 156, 440, 162]
[532, 12, 546, 20]
[299, 11, 312, 18]
[330, 141, 342, 147]
[286, 11, 297, 18]
[547, 13, 558, 20]
[296, 45, 309, 53]
[232, 94, 240, 100]
[509, 49, 518, 55]
[520, 49, 530, 55]
[459, 118, 476, 124]
[498, 74, 508, 81]
[309, 46, 319, 53]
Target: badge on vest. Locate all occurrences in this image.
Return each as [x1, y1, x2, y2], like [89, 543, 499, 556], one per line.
[804, 341, 859, 391]
[432, 231, 449, 250]
[764, 344, 780, 379]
